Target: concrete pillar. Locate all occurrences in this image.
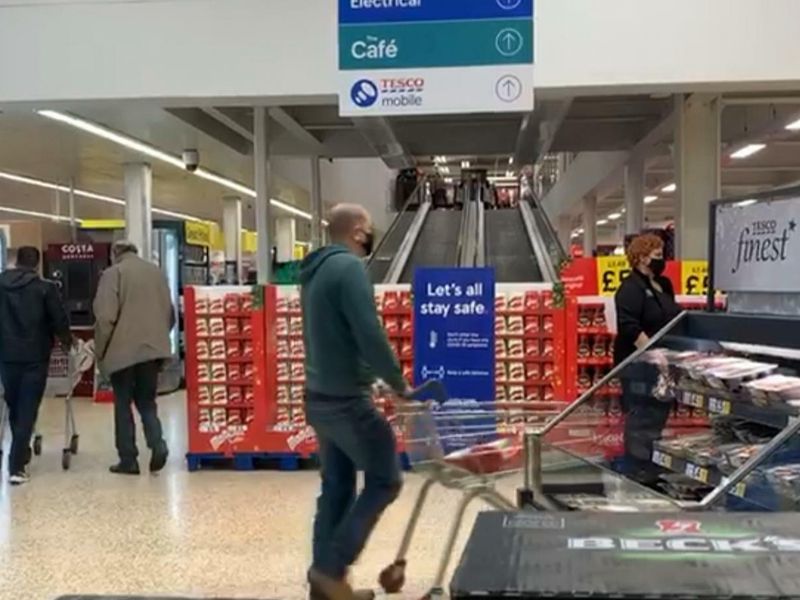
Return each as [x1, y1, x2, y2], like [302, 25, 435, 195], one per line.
[624, 155, 645, 235]
[123, 162, 153, 261]
[310, 156, 324, 250]
[582, 196, 597, 257]
[254, 108, 273, 284]
[223, 196, 242, 282]
[275, 217, 297, 263]
[674, 93, 721, 259]
[556, 215, 572, 251]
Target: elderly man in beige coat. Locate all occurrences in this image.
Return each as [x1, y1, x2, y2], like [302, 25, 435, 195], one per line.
[94, 240, 175, 475]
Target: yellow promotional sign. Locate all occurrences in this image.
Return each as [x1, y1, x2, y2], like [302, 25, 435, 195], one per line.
[241, 230, 258, 254]
[596, 256, 632, 296]
[184, 221, 212, 248]
[293, 243, 308, 261]
[682, 260, 709, 296]
[209, 223, 225, 252]
[80, 219, 125, 230]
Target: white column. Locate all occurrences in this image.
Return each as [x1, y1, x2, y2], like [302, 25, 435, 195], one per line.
[223, 196, 242, 280]
[582, 196, 597, 257]
[275, 217, 297, 263]
[254, 108, 272, 284]
[123, 162, 153, 261]
[624, 155, 645, 235]
[674, 93, 721, 259]
[556, 215, 572, 251]
[310, 156, 324, 250]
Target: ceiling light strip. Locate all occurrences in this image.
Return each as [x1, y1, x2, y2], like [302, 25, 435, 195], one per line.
[0, 205, 79, 223]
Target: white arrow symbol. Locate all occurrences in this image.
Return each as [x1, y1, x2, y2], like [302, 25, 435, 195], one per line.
[495, 28, 523, 57]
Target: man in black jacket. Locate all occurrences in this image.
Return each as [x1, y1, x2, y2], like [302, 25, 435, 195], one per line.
[0, 246, 72, 485]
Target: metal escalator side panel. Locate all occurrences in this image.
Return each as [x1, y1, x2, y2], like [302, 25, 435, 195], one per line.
[385, 200, 432, 284]
[519, 201, 559, 283]
[399, 209, 463, 283]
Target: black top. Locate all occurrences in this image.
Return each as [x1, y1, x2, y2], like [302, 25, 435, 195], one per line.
[0, 268, 71, 364]
[613, 269, 681, 365]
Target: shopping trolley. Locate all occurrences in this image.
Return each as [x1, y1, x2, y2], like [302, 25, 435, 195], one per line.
[379, 382, 554, 599]
[0, 339, 95, 471]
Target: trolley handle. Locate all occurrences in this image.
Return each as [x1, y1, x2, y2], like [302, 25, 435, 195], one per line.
[404, 380, 448, 404]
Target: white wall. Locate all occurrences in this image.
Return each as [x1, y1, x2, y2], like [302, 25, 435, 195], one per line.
[2, 0, 800, 105]
[273, 157, 395, 232]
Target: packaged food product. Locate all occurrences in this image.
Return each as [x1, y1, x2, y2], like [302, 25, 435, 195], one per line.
[277, 362, 290, 382]
[212, 386, 227, 405]
[288, 295, 301, 313]
[197, 363, 210, 382]
[524, 339, 540, 358]
[384, 317, 399, 336]
[541, 386, 555, 402]
[578, 308, 593, 328]
[225, 318, 240, 336]
[507, 339, 524, 359]
[384, 291, 399, 311]
[275, 317, 289, 337]
[210, 340, 226, 359]
[745, 374, 800, 404]
[224, 294, 241, 313]
[578, 368, 592, 390]
[494, 294, 507, 313]
[195, 296, 209, 314]
[399, 318, 412, 336]
[495, 385, 507, 402]
[495, 339, 507, 359]
[508, 386, 525, 402]
[541, 292, 554, 309]
[526, 363, 541, 381]
[494, 316, 507, 335]
[198, 386, 211, 404]
[290, 385, 305, 403]
[208, 297, 224, 314]
[402, 363, 413, 384]
[399, 340, 413, 359]
[577, 336, 591, 358]
[508, 362, 525, 382]
[196, 340, 210, 360]
[208, 318, 225, 336]
[526, 388, 541, 403]
[275, 295, 289, 313]
[245, 408, 255, 424]
[210, 363, 227, 381]
[240, 319, 253, 336]
[275, 339, 289, 359]
[228, 411, 242, 427]
[374, 293, 384, 311]
[399, 291, 412, 310]
[524, 292, 541, 312]
[243, 387, 255, 404]
[198, 408, 211, 431]
[240, 294, 253, 312]
[277, 385, 290, 404]
[524, 317, 539, 335]
[495, 363, 507, 383]
[507, 316, 524, 335]
[227, 386, 242, 405]
[228, 364, 242, 381]
[242, 341, 255, 358]
[291, 362, 305, 382]
[592, 337, 607, 358]
[290, 317, 304, 336]
[542, 339, 554, 357]
[704, 360, 777, 390]
[542, 315, 554, 333]
[195, 319, 209, 336]
[593, 310, 607, 328]
[507, 293, 524, 313]
[542, 363, 555, 379]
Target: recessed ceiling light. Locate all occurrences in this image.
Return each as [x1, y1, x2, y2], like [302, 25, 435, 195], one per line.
[596, 219, 609, 226]
[607, 212, 622, 221]
[0, 205, 80, 223]
[786, 118, 800, 131]
[444, 177, 454, 184]
[735, 198, 758, 207]
[461, 161, 471, 169]
[661, 183, 677, 193]
[644, 195, 658, 204]
[508, 157, 514, 165]
[730, 143, 766, 159]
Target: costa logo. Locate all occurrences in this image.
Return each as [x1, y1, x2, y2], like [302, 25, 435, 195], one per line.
[380, 77, 425, 94]
[60, 244, 94, 256]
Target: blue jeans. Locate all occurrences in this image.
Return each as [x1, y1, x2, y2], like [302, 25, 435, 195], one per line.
[306, 391, 403, 579]
[0, 361, 48, 473]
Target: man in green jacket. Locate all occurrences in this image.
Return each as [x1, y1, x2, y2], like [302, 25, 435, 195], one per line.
[301, 204, 407, 600]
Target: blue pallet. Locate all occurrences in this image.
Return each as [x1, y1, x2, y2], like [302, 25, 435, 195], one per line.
[185, 452, 317, 472]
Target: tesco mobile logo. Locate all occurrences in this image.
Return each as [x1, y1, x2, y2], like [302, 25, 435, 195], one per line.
[351, 79, 379, 108]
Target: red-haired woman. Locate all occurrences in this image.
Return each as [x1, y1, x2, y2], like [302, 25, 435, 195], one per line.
[613, 233, 681, 484]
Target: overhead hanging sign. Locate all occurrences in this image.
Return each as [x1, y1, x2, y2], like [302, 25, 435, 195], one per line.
[714, 197, 800, 293]
[338, 0, 535, 116]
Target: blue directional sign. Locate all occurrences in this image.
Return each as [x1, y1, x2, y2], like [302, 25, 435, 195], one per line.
[339, 0, 534, 24]
[413, 267, 496, 403]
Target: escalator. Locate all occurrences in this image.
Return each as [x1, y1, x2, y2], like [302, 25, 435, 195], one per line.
[368, 211, 416, 284]
[484, 207, 543, 282]
[399, 209, 463, 283]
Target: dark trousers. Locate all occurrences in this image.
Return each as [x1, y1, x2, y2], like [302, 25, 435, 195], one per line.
[621, 374, 672, 482]
[109, 360, 166, 463]
[0, 361, 48, 473]
[306, 391, 403, 579]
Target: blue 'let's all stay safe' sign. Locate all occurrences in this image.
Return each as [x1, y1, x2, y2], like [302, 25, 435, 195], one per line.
[413, 268, 496, 404]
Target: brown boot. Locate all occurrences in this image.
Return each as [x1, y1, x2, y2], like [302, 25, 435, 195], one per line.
[307, 567, 359, 600]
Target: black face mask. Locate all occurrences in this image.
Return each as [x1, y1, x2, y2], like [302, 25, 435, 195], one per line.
[649, 258, 666, 277]
[361, 231, 375, 256]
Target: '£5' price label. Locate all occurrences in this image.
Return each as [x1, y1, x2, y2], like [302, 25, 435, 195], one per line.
[597, 257, 631, 296]
[685, 463, 709, 484]
[653, 450, 672, 469]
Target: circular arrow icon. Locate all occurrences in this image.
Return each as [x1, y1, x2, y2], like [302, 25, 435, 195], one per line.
[497, 0, 523, 9]
[495, 75, 523, 103]
[495, 28, 524, 57]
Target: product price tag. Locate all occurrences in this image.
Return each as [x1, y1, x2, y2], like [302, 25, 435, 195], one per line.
[708, 397, 731, 415]
[682, 393, 705, 409]
[681, 260, 709, 296]
[685, 463, 709, 483]
[653, 450, 672, 469]
[597, 256, 631, 297]
[721, 476, 747, 498]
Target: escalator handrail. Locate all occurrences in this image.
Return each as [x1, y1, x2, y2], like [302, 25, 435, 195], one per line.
[366, 175, 429, 272]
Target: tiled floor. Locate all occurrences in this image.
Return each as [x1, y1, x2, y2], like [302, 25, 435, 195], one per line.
[0, 394, 518, 600]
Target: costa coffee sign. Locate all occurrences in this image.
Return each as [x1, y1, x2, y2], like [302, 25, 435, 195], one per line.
[714, 196, 800, 292]
[59, 243, 95, 260]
